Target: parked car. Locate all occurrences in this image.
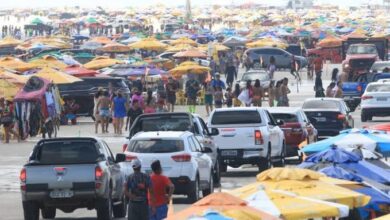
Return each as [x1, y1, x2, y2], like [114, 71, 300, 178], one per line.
[267, 107, 318, 161]
[58, 77, 130, 118]
[361, 82, 390, 122]
[243, 47, 307, 69]
[20, 137, 128, 220]
[127, 112, 221, 184]
[302, 98, 354, 138]
[370, 61, 390, 73]
[122, 131, 214, 202]
[208, 107, 286, 172]
[237, 70, 271, 96]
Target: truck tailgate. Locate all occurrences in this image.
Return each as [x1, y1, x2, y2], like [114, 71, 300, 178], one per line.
[213, 125, 258, 149]
[342, 82, 362, 97]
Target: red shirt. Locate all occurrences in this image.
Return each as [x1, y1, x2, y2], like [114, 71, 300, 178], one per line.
[313, 57, 323, 72]
[148, 173, 172, 206]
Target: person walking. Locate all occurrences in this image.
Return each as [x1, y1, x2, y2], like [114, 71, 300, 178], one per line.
[185, 75, 200, 114]
[166, 77, 178, 112]
[96, 91, 111, 133]
[333, 81, 343, 98]
[290, 55, 298, 79]
[252, 79, 263, 107]
[314, 72, 325, 97]
[238, 80, 253, 107]
[225, 53, 236, 88]
[233, 83, 242, 107]
[313, 54, 323, 76]
[125, 159, 154, 220]
[204, 82, 214, 116]
[279, 78, 290, 107]
[326, 82, 336, 97]
[211, 73, 226, 90]
[126, 100, 143, 131]
[1, 99, 19, 143]
[225, 87, 233, 108]
[149, 160, 174, 220]
[331, 68, 339, 82]
[112, 91, 128, 134]
[144, 90, 156, 114]
[268, 56, 276, 80]
[268, 81, 276, 107]
[214, 86, 224, 108]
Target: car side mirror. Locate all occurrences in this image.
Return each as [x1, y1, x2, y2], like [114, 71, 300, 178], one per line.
[209, 128, 219, 136]
[276, 119, 284, 126]
[115, 153, 126, 163]
[202, 147, 213, 153]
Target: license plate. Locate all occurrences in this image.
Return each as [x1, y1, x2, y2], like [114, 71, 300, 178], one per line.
[377, 97, 387, 101]
[243, 151, 260, 158]
[313, 117, 326, 122]
[221, 150, 238, 156]
[50, 190, 73, 198]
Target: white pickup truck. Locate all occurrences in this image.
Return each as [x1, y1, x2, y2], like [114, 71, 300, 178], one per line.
[208, 107, 286, 172]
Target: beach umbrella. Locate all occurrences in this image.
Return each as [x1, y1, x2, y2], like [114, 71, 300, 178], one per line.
[0, 78, 21, 99]
[80, 41, 103, 50]
[30, 17, 44, 25]
[0, 69, 28, 84]
[0, 57, 38, 72]
[83, 56, 123, 70]
[97, 42, 131, 53]
[166, 44, 195, 52]
[89, 36, 113, 45]
[29, 55, 68, 70]
[301, 129, 390, 157]
[120, 36, 141, 44]
[64, 65, 97, 77]
[34, 67, 82, 84]
[198, 44, 230, 52]
[246, 38, 288, 49]
[173, 49, 207, 58]
[231, 184, 350, 219]
[166, 192, 279, 220]
[222, 36, 246, 47]
[316, 35, 342, 48]
[171, 37, 197, 46]
[0, 36, 21, 48]
[128, 37, 168, 51]
[169, 62, 210, 78]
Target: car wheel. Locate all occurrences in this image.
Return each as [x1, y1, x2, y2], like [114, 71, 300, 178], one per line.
[41, 207, 56, 219]
[213, 162, 221, 186]
[188, 176, 200, 203]
[258, 145, 271, 172]
[361, 113, 367, 122]
[274, 142, 286, 167]
[96, 189, 113, 220]
[23, 201, 39, 220]
[202, 172, 214, 197]
[113, 194, 127, 218]
[220, 162, 227, 173]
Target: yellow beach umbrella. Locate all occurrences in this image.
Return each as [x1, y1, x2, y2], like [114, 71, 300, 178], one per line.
[29, 55, 67, 70]
[90, 36, 113, 45]
[246, 38, 288, 49]
[0, 36, 22, 48]
[84, 56, 123, 70]
[34, 67, 82, 84]
[97, 42, 131, 53]
[0, 69, 28, 84]
[128, 37, 168, 51]
[198, 43, 230, 52]
[0, 78, 21, 99]
[166, 44, 195, 52]
[173, 49, 208, 58]
[317, 35, 342, 48]
[0, 57, 38, 72]
[169, 62, 210, 78]
[171, 37, 197, 46]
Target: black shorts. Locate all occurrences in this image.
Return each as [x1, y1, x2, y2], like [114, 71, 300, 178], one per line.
[167, 95, 176, 104]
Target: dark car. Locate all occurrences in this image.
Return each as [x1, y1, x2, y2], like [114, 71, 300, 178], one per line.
[238, 70, 271, 95]
[302, 98, 354, 139]
[58, 77, 130, 118]
[243, 47, 307, 69]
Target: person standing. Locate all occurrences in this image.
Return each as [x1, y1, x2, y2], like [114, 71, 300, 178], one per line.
[225, 87, 233, 108]
[225, 53, 236, 88]
[238, 80, 253, 107]
[144, 90, 156, 114]
[204, 82, 214, 116]
[125, 159, 154, 220]
[268, 81, 275, 107]
[326, 82, 336, 97]
[185, 75, 200, 114]
[1, 99, 19, 143]
[268, 56, 276, 80]
[149, 160, 174, 220]
[211, 73, 226, 90]
[94, 90, 103, 134]
[214, 86, 224, 108]
[252, 79, 264, 107]
[209, 57, 217, 78]
[313, 55, 323, 76]
[126, 100, 143, 131]
[331, 68, 339, 82]
[290, 55, 298, 79]
[314, 72, 325, 97]
[96, 91, 111, 133]
[279, 78, 291, 107]
[233, 83, 242, 107]
[112, 91, 128, 135]
[131, 88, 144, 110]
[333, 81, 343, 98]
[166, 77, 178, 112]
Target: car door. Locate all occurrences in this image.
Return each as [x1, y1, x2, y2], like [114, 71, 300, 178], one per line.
[276, 49, 290, 68]
[264, 111, 282, 156]
[196, 117, 217, 164]
[101, 141, 124, 198]
[189, 136, 210, 182]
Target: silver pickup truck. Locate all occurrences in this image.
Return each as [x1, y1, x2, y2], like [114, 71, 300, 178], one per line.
[20, 137, 128, 220]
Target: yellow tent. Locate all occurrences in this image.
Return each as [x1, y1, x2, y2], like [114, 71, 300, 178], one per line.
[129, 37, 168, 51]
[171, 37, 197, 46]
[29, 55, 67, 70]
[0, 57, 38, 72]
[0, 36, 22, 48]
[84, 56, 123, 70]
[34, 67, 82, 84]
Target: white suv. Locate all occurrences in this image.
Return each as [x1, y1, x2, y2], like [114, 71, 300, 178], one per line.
[123, 131, 213, 202]
[361, 82, 390, 122]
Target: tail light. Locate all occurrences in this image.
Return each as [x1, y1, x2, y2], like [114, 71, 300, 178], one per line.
[20, 168, 26, 191]
[255, 130, 263, 145]
[172, 154, 191, 162]
[125, 155, 138, 162]
[361, 96, 373, 100]
[95, 166, 103, 189]
[357, 85, 362, 92]
[337, 114, 346, 120]
[122, 144, 128, 152]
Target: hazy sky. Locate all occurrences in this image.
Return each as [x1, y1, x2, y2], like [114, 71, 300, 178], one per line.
[0, 0, 382, 8]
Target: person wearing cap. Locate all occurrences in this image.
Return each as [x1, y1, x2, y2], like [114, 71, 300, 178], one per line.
[149, 160, 174, 220]
[125, 159, 154, 220]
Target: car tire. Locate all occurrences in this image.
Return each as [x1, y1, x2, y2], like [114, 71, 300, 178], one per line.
[258, 145, 272, 172]
[41, 207, 56, 219]
[187, 176, 200, 203]
[213, 162, 221, 186]
[202, 172, 214, 197]
[361, 113, 367, 122]
[96, 190, 113, 220]
[113, 194, 127, 218]
[274, 142, 286, 167]
[220, 162, 227, 173]
[23, 201, 39, 220]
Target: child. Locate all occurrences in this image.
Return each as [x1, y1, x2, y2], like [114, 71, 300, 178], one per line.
[225, 87, 233, 108]
[214, 86, 223, 108]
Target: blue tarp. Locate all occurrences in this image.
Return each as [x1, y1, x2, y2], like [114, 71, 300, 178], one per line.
[319, 166, 363, 182]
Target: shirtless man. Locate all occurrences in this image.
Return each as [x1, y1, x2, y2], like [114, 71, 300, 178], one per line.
[96, 91, 111, 133]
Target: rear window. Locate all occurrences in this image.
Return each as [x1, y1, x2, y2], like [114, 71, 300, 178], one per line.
[58, 78, 127, 91]
[36, 141, 99, 165]
[131, 115, 191, 134]
[302, 100, 340, 109]
[128, 139, 184, 153]
[271, 113, 298, 123]
[211, 111, 261, 125]
[366, 84, 390, 92]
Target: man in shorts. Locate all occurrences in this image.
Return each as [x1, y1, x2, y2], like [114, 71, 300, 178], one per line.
[165, 77, 178, 112]
[96, 91, 111, 133]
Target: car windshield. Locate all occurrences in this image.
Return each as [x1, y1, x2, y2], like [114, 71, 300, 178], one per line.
[58, 78, 127, 91]
[242, 73, 268, 81]
[271, 113, 298, 123]
[347, 45, 377, 55]
[302, 100, 340, 109]
[366, 84, 390, 92]
[129, 139, 184, 153]
[36, 141, 99, 165]
[211, 111, 262, 124]
[132, 115, 191, 134]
